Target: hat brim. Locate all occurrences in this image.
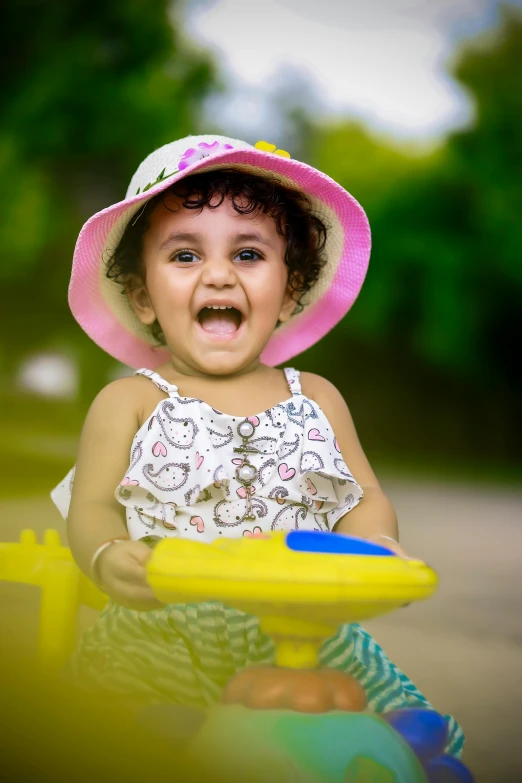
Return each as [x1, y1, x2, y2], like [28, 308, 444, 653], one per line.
[69, 148, 371, 369]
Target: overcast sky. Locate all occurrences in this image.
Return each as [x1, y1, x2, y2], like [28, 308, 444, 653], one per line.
[183, 0, 522, 142]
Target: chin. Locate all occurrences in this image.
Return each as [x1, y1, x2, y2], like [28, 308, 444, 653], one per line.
[197, 350, 259, 376]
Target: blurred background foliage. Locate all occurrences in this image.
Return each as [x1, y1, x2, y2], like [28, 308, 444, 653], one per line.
[0, 0, 217, 396]
[0, 0, 521, 496]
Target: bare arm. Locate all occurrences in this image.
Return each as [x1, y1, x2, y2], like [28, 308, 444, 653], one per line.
[67, 378, 161, 608]
[303, 373, 406, 553]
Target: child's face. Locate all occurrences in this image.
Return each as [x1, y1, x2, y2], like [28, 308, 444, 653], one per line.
[129, 193, 296, 377]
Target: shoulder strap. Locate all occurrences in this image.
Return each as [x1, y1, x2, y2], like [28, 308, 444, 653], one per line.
[283, 367, 302, 396]
[134, 368, 179, 398]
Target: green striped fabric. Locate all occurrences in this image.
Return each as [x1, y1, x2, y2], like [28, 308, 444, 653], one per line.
[67, 601, 464, 757]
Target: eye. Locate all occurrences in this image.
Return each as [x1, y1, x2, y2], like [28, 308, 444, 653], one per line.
[171, 250, 198, 264]
[236, 249, 263, 263]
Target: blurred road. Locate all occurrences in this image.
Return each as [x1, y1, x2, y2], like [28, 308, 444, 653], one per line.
[1, 478, 521, 781]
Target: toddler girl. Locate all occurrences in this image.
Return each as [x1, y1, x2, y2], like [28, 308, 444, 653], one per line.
[51, 135, 463, 756]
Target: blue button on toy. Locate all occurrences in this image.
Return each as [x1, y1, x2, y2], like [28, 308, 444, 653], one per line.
[286, 530, 396, 556]
[383, 708, 448, 761]
[425, 754, 476, 782]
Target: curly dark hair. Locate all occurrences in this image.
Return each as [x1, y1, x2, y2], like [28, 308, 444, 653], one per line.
[105, 168, 329, 346]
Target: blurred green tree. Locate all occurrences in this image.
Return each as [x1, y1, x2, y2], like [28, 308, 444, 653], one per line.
[448, 4, 522, 397]
[305, 7, 522, 459]
[0, 0, 217, 400]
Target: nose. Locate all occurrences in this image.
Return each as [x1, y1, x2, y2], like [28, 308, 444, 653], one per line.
[200, 254, 237, 288]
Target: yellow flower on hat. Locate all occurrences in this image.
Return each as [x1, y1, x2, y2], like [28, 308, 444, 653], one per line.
[255, 140, 291, 158]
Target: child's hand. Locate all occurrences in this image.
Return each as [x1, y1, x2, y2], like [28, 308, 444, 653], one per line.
[96, 540, 164, 611]
[366, 534, 415, 560]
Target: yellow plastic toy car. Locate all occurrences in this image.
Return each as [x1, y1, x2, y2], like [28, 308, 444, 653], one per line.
[147, 530, 437, 668]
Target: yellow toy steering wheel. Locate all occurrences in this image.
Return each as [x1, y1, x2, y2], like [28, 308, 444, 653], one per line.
[147, 530, 437, 669]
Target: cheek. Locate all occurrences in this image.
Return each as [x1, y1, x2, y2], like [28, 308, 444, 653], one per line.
[149, 271, 192, 312]
[248, 266, 288, 306]
[250, 285, 282, 316]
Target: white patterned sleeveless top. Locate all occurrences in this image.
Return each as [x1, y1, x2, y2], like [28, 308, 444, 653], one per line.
[50, 367, 363, 542]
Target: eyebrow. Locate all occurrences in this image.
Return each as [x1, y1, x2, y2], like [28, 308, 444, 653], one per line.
[159, 231, 275, 251]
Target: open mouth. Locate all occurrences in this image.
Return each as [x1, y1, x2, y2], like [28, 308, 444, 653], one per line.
[197, 305, 244, 336]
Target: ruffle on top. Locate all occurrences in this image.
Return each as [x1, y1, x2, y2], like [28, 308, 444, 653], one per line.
[50, 368, 363, 541]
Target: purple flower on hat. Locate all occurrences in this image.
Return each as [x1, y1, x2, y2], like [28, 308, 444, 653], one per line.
[178, 140, 234, 170]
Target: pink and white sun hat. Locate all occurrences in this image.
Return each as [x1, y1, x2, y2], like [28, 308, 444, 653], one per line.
[69, 134, 371, 368]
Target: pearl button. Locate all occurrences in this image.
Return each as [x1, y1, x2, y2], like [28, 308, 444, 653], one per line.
[238, 464, 256, 482]
[238, 420, 254, 438]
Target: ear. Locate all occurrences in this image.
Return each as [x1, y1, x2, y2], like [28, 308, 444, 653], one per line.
[278, 285, 297, 324]
[126, 277, 157, 326]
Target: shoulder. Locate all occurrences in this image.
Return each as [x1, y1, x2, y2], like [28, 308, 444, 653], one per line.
[299, 372, 380, 489]
[72, 377, 147, 514]
[85, 375, 146, 431]
[299, 371, 355, 443]
[90, 374, 145, 406]
[300, 371, 352, 430]
[299, 372, 346, 408]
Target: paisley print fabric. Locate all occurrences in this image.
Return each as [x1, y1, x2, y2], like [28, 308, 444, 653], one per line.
[51, 368, 364, 540]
